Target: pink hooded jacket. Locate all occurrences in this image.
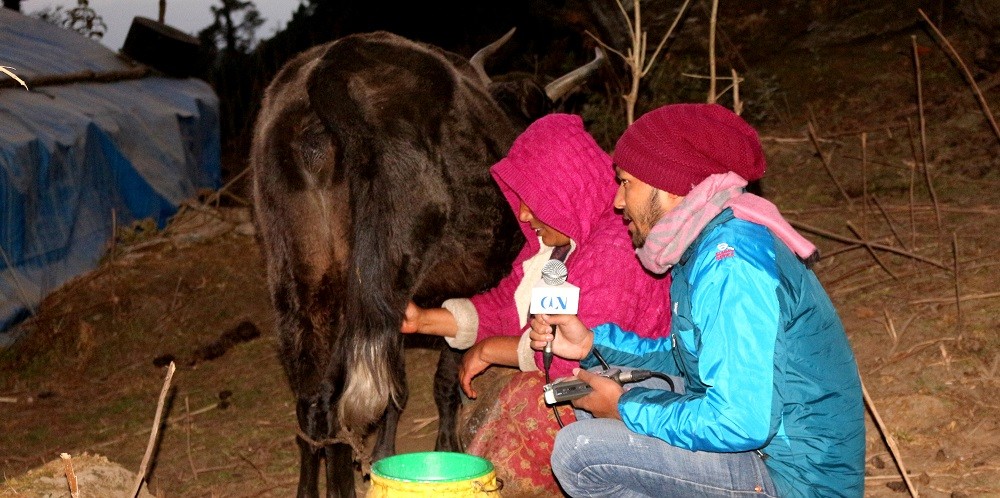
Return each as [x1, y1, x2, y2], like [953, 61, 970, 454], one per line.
[471, 114, 672, 378]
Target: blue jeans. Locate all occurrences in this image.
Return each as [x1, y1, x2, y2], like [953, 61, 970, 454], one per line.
[551, 419, 777, 497]
[553, 367, 777, 497]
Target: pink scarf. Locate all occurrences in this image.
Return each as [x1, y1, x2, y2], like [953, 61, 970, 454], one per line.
[636, 173, 817, 274]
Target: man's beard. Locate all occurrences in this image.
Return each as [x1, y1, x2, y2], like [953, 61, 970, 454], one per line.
[628, 190, 663, 248]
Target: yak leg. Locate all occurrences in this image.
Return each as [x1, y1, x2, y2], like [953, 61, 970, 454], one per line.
[433, 342, 464, 451]
[324, 442, 355, 498]
[371, 403, 401, 461]
[295, 398, 323, 498]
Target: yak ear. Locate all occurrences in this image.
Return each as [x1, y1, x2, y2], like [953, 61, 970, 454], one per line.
[306, 33, 457, 149]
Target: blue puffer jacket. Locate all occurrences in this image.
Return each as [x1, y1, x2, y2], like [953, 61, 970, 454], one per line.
[584, 209, 865, 497]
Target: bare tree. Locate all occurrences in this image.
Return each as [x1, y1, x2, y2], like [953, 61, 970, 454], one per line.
[586, 0, 692, 124]
[684, 0, 744, 114]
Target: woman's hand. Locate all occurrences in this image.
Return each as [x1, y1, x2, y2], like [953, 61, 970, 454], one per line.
[400, 301, 422, 333]
[400, 302, 459, 337]
[571, 368, 624, 419]
[459, 340, 493, 399]
[529, 314, 594, 360]
[457, 336, 521, 398]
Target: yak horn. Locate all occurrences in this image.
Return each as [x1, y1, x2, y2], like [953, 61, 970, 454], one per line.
[469, 27, 517, 86]
[544, 47, 606, 101]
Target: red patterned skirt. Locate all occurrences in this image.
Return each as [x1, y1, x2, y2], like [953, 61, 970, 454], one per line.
[464, 370, 576, 497]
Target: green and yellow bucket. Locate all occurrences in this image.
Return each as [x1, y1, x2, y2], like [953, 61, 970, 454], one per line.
[367, 452, 503, 497]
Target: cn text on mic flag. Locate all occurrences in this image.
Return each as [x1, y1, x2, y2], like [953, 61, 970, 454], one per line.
[529, 272, 580, 315]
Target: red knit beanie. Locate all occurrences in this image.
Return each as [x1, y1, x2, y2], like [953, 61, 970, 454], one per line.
[612, 103, 766, 196]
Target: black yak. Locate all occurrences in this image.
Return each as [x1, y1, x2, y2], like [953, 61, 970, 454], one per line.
[250, 29, 602, 497]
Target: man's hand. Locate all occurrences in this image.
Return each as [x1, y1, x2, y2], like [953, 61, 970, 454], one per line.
[571, 368, 624, 419]
[529, 314, 594, 361]
[400, 301, 422, 333]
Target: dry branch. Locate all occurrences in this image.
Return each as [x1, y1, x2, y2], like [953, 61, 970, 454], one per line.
[784, 203, 1000, 216]
[861, 133, 869, 237]
[731, 68, 743, 115]
[202, 165, 252, 208]
[238, 452, 271, 485]
[905, 118, 918, 252]
[0, 67, 151, 90]
[861, 379, 920, 497]
[917, 9, 1000, 145]
[185, 397, 198, 478]
[585, 0, 692, 124]
[909, 291, 1000, 305]
[131, 361, 176, 498]
[821, 243, 864, 260]
[952, 233, 962, 341]
[911, 36, 943, 233]
[873, 337, 959, 373]
[846, 222, 897, 279]
[61, 453, 79, 498]
[707, 0, 718, 103]
[0, 66, 29, 90]
[882, 308, 900, 354]
[790, 220, 949, 270]
[806, 121, 853, 205]
[871, 196, 908, 250]
[0, 244, 35, 316]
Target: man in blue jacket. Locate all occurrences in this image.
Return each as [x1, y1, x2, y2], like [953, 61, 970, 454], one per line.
[530, 103, 864, 497]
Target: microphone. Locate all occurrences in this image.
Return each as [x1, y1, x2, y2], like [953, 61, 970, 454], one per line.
[529, 260, 580, 375]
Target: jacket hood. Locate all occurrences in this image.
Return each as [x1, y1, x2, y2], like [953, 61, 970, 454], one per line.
[490, 114, 616, 251]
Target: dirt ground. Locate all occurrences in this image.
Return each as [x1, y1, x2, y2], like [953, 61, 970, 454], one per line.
[3, 9, 1000, 498]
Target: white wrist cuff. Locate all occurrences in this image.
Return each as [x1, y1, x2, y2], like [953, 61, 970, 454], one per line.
[517, 330, 539, 371]
[442, 298, 477, 349]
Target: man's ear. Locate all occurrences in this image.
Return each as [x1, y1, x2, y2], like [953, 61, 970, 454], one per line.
[657, 190, 685, 213]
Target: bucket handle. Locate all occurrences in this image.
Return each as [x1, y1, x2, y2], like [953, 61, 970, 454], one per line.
[474, 477, 505, 493]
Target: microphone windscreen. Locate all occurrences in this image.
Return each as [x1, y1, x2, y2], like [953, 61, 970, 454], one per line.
[541, 260, 568, 286]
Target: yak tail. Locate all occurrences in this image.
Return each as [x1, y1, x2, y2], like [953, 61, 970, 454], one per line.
[337, 324, 405, 434]
[335, 208, 407, 433]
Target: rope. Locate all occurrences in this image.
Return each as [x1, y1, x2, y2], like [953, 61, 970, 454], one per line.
[295, 427, 373, 476]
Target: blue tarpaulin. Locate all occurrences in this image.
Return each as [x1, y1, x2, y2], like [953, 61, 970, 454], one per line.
[0, 9, 221, 340]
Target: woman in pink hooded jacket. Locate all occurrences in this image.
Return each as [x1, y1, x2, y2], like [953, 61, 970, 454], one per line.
[402, 113, 672, 494]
